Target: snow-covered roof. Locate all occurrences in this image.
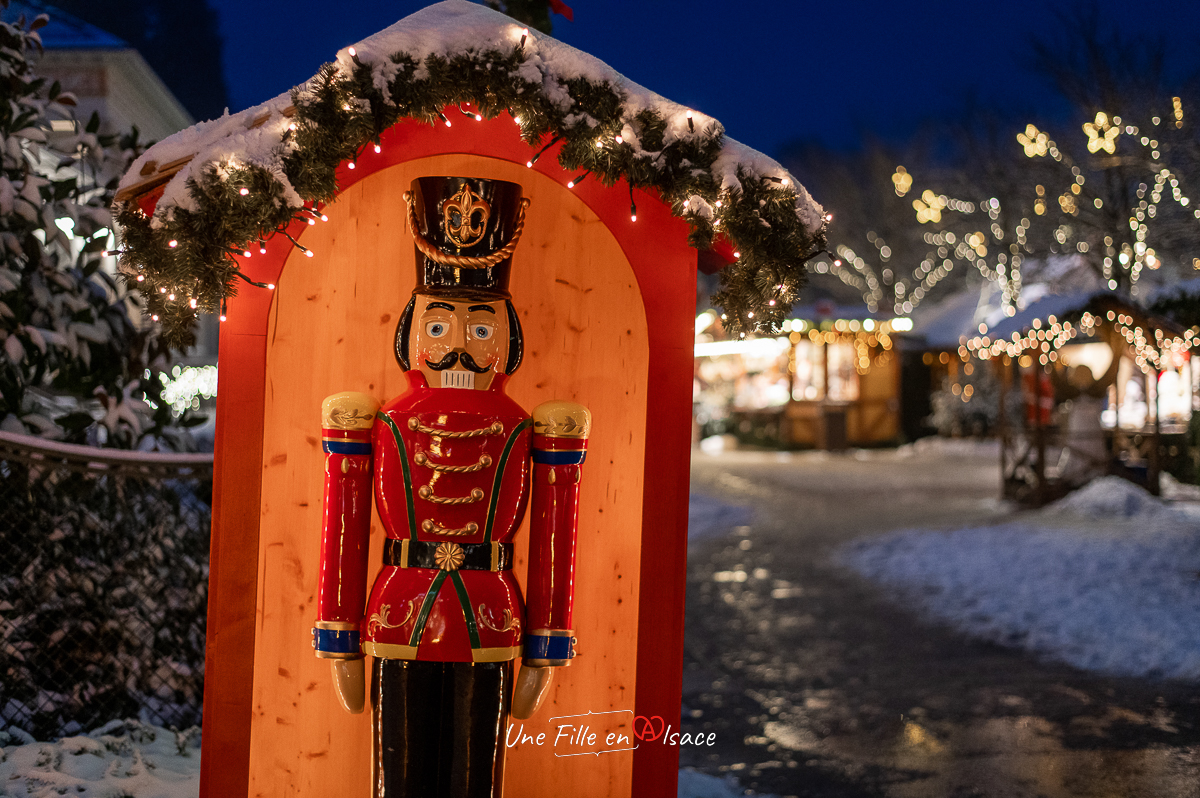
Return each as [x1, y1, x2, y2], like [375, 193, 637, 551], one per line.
[118, 0, 823, 234]
[909, 289, 988, 350]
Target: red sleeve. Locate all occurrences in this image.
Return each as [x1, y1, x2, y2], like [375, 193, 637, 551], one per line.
[523, 431, 588, 665]
[313, 426, 373, 659]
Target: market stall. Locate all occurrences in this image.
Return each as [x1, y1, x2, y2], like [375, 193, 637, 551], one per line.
[694, 305, 905, 449]
[962, 290, 1196, 504]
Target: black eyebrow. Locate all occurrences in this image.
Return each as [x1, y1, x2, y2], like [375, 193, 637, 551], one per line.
[426, 301, 456, 311]
[467, 304, 496, 313]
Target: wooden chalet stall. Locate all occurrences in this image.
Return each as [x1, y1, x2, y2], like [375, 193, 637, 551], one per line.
[694, 304, 903, 449]
[963, 290, 1195, 505]
[112, 4, 826, 797]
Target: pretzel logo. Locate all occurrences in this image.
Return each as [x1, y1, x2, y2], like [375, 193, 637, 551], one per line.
[442, 183, 491, 248]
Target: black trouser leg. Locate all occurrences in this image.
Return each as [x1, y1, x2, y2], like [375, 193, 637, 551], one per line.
[441, 661, 512, 798]
[373, 659, 513, 798]
[373, 659, 443, 797]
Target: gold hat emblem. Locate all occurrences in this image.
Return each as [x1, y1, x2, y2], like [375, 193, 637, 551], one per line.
[442, 184, 491, 248]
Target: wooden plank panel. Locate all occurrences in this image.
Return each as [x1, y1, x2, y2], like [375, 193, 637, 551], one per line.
[247, 154, 648, 798]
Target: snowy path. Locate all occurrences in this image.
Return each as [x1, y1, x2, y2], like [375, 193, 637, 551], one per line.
[683, 444, 1200, 798]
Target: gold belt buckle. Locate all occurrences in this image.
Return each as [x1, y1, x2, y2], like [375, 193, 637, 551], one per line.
[396, 539, 505, 571]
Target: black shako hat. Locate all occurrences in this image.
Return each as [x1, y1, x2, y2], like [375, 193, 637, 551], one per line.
[404, 176, 528, 300]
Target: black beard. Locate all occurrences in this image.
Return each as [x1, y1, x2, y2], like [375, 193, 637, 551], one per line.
[424, 350, 491, 374]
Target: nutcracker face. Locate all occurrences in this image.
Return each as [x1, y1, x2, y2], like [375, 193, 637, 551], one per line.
[410, 293, 510, 391]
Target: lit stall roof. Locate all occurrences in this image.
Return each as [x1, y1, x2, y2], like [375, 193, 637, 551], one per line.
[965, 289, 1193, 372]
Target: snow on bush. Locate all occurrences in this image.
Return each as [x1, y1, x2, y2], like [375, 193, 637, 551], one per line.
[0, 6, 202, 449]
[838, 480, 1200, 681]
[0, 720, 200, 798]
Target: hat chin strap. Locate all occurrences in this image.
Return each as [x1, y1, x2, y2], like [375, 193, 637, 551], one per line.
[403, 193, 531, 269]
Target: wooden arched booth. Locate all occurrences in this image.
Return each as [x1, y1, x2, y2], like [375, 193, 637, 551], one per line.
[113, 5, 825, 796]
[203, 120, 695, 798]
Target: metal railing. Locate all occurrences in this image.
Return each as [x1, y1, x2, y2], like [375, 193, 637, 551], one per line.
[0, 430, 212, 738]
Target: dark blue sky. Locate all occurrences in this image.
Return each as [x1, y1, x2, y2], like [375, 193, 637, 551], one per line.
[210, 0, 1200, 158]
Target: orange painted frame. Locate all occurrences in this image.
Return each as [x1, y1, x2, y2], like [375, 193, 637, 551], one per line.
[202, 109, 695, 798]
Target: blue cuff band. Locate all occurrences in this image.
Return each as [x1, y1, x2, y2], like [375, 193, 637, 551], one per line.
[313, 627, 360, 654]
[524, 633, 575, 660]
[531, 449, 586, 465]
[323, 440, 372, 455]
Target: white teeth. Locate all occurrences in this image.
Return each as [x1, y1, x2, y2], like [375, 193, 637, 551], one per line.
[441, 371, 476, 389]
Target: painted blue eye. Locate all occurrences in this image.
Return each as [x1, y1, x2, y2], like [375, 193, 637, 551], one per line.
[425, 321, 448, 338]
[471, 324, 492, 340]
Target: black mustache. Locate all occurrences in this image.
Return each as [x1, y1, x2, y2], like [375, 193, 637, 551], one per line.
[424, 350, 491, 374]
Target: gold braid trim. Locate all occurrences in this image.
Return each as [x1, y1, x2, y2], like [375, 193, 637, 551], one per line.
[417, 486, 485, 505]
[408, 418, 503, 438]
[421, 519, 479, 537]
[403, 191, 530, 269]
[414, 452, 492, 473]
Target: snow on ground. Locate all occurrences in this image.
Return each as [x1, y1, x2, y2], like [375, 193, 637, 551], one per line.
[678, 769, 779, 798]
[0, 719, 761, 798]
[0, 720, 200, 798]
[689, 493, 753, 541]
[894, 435, 1001, 460]
[839, 476, 1200, 681]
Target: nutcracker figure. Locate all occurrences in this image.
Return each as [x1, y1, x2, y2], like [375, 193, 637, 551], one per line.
[311, 176, 590, 798]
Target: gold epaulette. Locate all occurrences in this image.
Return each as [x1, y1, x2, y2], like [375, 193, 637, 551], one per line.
[532, 400, 591, 439]
[322, 392, 380, 431]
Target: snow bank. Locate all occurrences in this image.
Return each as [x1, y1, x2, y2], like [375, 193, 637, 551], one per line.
[1046, 474, 1175, 519]
[0, 720, 200, 798]
[839, 479, 1200, 681]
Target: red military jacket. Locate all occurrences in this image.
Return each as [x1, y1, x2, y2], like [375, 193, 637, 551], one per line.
[314, 373, 585, 665]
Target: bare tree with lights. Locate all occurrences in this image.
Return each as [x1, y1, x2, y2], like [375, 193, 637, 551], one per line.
[1013, 10, 1200, 296]
[932, 12, 1200, 304]
[795, 144, 974, 316]
[887, 115, 1070, 316]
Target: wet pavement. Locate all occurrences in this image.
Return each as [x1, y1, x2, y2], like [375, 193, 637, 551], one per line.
[679, 445, 1200, 797]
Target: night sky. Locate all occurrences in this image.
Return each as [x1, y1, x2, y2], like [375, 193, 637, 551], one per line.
[209, 0, 1198, 157]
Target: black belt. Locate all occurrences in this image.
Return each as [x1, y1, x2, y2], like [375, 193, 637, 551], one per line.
[383, 538, 513, 572]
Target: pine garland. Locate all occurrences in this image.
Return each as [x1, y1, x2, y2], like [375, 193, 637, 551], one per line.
[115, 37, 826, 348]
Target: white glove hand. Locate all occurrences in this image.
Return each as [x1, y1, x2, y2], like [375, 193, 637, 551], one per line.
[330, 658, 365, 714]
[510, 664, 554, 719]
